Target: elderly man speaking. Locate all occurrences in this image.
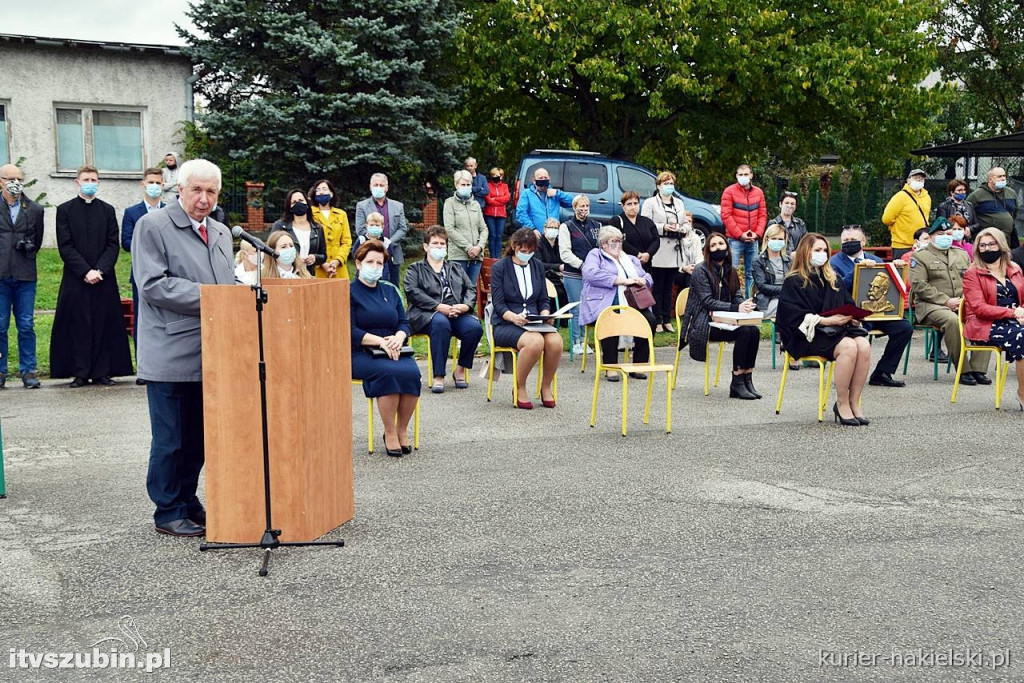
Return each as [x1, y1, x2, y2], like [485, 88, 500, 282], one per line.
[133, 159, 235, 537]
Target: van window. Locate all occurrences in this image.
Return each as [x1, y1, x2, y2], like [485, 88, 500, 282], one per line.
[617, 166, 657, 199]
[524, 162, 564, 189]
[564, 162, 608, 194]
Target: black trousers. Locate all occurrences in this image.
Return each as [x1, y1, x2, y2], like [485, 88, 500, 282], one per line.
[600, 307, 657, 365]
[864, 318, 912, 375]
[708, 324, 760, 370]
[146, 381, 205, 524]
[651, 267, 678, 324]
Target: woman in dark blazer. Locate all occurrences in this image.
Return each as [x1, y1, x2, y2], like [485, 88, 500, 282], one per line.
[490, 228, 563, 408]
[679, 232, 761, 399]
[404, 225, 483, 393]
[610, 190, 659, 270]
[271, 188, 328, 275]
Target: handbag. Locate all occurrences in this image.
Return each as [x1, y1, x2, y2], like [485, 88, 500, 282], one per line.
[624, 282, 655, 310]
[818, 324, 868, 338]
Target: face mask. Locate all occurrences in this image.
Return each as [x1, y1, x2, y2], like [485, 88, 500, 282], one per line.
[980, 249, 1001, 264]
[914, 241, 928, 251]
[428, 247, 447, 261]
[371, 186, 387, 200]
[515, 251, 534, 263]
[736, 175, 751, 187]
[780, 204, 795, 216]
[767, 239, 786, 252]
[80, 182, 99, 197]
[315, 193, 332, 206]
[5, 180, 23, 196]
[932, 234, 953, 250]
[908, 179, 925, 191]
[489, 175, 500, 183]
[951, 229, 965, 242]
[575, 209, 589, 220]
[278, 247, 297, 265]
[810, 252, 828, 268]
[709, 248, 728, 263]
[145, 183, 163, 199]
[953, 192, 967, 201]
[360, 265, 384, 282]
[841, 240, 861, 256]
[535, 179, 550, 190]
[367, 225, 384, 238]
[544, 229, 559, 240]
[659, 184, 675, 197]
[994, 180, 1007, 191]
[291, 202, 309, 216]
[456, 186, 473, 200]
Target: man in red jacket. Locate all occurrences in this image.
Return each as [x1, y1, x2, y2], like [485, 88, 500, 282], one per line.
[721, 164, 767, 297]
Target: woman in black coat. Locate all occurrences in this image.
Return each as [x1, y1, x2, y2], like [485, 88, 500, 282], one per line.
[777, 232, 871, 425]
[679, 233, 760, 399]
[271, 188, 328, 275]
[610, 191, 659, 270]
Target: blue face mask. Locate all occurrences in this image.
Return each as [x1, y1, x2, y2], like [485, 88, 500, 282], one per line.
[456, 186, 473, 200]
[367, 225, 384, 238]
[278, 247, 297, 265]
[933, 234, 953, 250]
[767, 239, 786, 252]
[994, 180, 1007, 191]
[80, 182, 99, 197]
[145, 183, 163, 199]
[951, 229, 965, 242]
[315, 193, 332, 206]
[428, 247, 447, 261]
[360, 265, 384, 283]
[953, 192, 967, 201]
[371, 186, 386, 200]
[660, 184, 675, 197]
[515, 251, 534, 263]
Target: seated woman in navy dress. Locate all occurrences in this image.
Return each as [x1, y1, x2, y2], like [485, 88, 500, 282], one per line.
[963, 228, 1024, 411]
[490, 228, 563, 409]
[350, 241, 421, 456]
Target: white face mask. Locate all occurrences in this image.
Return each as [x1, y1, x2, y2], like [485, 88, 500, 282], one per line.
[908, 179, 925, 192]
[736, 175, 751, 187]
[544, 229, 559, 239]
[810, 251, 828, 268]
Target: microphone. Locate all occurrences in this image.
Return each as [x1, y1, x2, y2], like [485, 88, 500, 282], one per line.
[231, 226, 279, 259]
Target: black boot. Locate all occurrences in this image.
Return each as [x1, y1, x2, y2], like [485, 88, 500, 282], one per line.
[743, 374, 762, 399]
[729, 374, 757, 400]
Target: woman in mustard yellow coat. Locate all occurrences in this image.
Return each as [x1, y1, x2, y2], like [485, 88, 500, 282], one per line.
[309, 178, 353, 278]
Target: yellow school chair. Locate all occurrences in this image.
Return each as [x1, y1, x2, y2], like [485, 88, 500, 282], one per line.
[410, 334, 468, 387]
[485, 321, 558, 405]
[672, 288, 689, 388]
[352, 380, 420, 454]
[951, 300, 1011, 408]
[590, 306, 674, 436]
[774, 352, 835, 422]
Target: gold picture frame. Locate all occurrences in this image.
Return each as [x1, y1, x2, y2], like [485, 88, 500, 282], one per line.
[852, 262, 908, 322]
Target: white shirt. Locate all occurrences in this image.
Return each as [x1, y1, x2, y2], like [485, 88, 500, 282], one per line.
[294, 228, 311, 259]
[513, 262, 533, 311]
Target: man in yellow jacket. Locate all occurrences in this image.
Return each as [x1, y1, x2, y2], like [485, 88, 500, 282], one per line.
[882, 169, 932, 258]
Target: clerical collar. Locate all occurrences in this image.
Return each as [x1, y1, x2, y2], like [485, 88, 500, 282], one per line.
[79, 195, 95, 203]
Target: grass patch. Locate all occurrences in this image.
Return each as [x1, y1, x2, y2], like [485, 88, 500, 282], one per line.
[33, 248, 134, 310]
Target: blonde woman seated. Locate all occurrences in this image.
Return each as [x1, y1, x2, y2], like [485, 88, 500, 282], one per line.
[580, 226, 656, 381]
[777, 233, 870, 426]
[261, 230, 312, 280]
[234, 241, 260, 286]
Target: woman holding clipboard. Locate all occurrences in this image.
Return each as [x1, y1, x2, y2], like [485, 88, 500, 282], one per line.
[777, 233, 872, 426]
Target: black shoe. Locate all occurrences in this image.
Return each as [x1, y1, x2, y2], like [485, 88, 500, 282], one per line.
[605, 373, 620, 382]
[972, 372, 992, 385]
[628, 372, 647, 379]
[743, 375, 762, 399]
[155, 518, 206, 537]
[929, 350, 950, 364]
[22, 372, 41, 389]
[869, 372, 905, 388]
[94, 377, 115, 386]
[188, 509, 207, 527]
[729, 374, 757, 400]
[135, 378, 147, 386]
[383, 436, 403, 457]
[855, 416, 870, 426]
[958, 372, 977, 386]
[833, 402, 860, 426]
[69, 377, 89, 388]
[400, 444, 412, 455]
[0, 373, 5, 388]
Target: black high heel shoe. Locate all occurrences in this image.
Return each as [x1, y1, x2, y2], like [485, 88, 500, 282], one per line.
[833, 402, 860, 426]
[383, 435, 404, 457]
[855, 416, 870, 425]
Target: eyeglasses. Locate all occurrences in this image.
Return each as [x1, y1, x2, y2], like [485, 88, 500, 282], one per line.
[977, 242, 1000, 251]
[607, 239, 623, 245]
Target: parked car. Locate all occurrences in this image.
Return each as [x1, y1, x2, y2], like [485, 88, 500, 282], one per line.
[511, 150, 724, 243]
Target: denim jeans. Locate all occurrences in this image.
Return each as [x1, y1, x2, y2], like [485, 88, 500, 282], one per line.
[728, 238, 757, 298]
[452, 260, 482, 290]
[485, 216, 506, 258]
[0, 277, 37, 375]
[562, 275, 582, 347]
[426, 312, 484, 377]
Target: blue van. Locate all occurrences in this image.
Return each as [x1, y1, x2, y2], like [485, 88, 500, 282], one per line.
[511, 150, 724, 240]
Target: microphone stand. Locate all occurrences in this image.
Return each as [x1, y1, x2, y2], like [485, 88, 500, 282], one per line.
[199, 258, 344, 576]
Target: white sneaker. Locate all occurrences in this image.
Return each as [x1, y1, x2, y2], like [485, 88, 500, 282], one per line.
[572, 342, 584, 356]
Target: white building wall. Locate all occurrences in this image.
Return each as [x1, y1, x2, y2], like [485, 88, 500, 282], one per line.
[0, 40, 192, 246]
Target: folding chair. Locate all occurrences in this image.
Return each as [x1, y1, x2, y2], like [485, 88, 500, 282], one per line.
[774, 352, 835, 422]
[951, 299, 1011, 408]
[590, 306, 674, 436]
[485, 321, 558, 405]
[352, 380, 420, 454]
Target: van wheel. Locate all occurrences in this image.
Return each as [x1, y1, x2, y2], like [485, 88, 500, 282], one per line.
[691, 222, 709, 250]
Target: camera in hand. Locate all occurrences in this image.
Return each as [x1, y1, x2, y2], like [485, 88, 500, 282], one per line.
[14, 238, 37, 254]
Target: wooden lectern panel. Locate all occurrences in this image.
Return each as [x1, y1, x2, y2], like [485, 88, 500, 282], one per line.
[201, 279, 353, 542]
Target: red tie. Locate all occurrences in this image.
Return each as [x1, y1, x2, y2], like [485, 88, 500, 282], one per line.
[198, 222, 208, 245]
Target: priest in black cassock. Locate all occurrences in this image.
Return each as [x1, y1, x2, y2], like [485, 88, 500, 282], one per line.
[50, 165, 133, 386]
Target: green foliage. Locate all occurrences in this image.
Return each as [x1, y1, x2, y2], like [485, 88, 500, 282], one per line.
[179, 0, 472, 212]
[454, 0, 947, 192]
[14, 156, 49, 208]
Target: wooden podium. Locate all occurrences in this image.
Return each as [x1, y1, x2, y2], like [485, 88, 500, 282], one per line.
[200, 278, 354, 543]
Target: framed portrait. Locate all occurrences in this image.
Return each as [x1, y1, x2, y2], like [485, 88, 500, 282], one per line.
[852, 262, 908, 321]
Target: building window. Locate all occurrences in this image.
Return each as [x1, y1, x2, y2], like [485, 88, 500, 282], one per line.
[55, 106, 144, 173]
[0, 103, 9, 165]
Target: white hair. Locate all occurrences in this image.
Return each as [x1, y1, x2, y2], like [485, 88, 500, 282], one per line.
[177, 159, 222, 190]
[370, 173, 389, 185]
[598, 225, 623, 245]
[453, 169, 473, 185]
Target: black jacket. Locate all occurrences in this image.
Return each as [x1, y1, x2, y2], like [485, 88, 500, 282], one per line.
[403, 259, 477, 334]
[490, 256, 551, 325]
[0, 196, 45, 281]
[610, 214, 660, 260]
[750, 251, 792, 312]
[271, 220, 327, 266]
[679, 261, 743, 361]
[1012, 245, 1024, 274]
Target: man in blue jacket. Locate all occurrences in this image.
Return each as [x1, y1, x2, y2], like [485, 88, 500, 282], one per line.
[515, 168, 574, 236]
[465, 157, 489, 210]
[829, 225, 912, 388]
[121, 167, 165, 382]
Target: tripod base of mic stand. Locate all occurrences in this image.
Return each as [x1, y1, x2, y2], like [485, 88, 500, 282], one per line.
[200, 529, 345, 576]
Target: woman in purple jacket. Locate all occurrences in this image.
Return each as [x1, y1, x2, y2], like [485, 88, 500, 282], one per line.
[580, 226, 657, 381]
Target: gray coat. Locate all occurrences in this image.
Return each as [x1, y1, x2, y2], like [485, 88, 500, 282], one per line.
[0, 196, 45, 281]
[132, 201, 235, 382]
[354, 197, 409, 264]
